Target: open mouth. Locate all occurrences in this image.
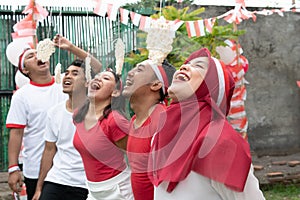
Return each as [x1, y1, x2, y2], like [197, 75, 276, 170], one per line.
[91, 82, 100, 90]
[125, 79, 133, 86]
[176, 72, 190, 81]
[63, 80, 72, 86]
[37, 60, 46, 66]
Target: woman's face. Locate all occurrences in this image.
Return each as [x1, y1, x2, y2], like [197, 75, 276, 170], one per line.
[168, 57, 209, 102]
[88, 71, 116, 100]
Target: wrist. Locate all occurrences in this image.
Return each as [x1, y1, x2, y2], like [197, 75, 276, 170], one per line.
[8, 164, 20, 174]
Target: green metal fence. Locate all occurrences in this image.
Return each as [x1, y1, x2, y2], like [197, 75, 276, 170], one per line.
[0, 5, 139, 172]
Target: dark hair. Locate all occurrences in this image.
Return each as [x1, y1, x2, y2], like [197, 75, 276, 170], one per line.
[70, 59, 85, 68]
[158, 59, 176, 101]
[70, 59, 96, 79]
[73, 69, 126, 123]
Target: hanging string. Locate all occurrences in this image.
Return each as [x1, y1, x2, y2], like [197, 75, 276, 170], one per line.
[85, 9, 92, 82]
[46, 9, 53, 38]
[54, 8, 63, 84]
[118, 12, 121, 39]
[159, 0, 163, 16]
[86, 9, 91, 54]
[53, 7, 62, 63]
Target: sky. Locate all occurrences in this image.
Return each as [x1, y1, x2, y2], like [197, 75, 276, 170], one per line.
[0, 0, 298, 8]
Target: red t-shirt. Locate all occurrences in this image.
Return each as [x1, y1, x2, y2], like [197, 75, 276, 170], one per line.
[73, 110, 129, 182]
[127, 104, 166, 200]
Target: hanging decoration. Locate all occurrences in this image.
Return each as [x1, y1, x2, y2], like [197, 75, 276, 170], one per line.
[11, 0, 48, 47]
[36, 38, 56, 62]
[85, 9, 93, 82]
[85, 55, 92, 82]
[114, 38, 125, 76]
[146, 16, 176, 65]
[92, 0, 299, 38]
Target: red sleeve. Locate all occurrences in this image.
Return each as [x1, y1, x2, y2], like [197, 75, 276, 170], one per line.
[107, 111, 129, 142]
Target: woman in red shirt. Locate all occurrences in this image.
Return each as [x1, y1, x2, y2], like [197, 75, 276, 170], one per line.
[73, 69, 133, 200]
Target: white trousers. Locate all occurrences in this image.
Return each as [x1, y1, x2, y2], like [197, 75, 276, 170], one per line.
[86, 167, 134, 200]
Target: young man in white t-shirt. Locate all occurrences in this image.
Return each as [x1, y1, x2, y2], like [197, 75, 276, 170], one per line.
[6, 37, 101, 200]
[6, 44, 68, 200]
[32, 59, 89, 200]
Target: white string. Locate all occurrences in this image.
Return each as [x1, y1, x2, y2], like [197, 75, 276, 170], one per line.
[86, 10, 91, 54]
[47, 9, 52, 38]
[159, 0, 163, 16]
[53, 8, 63, 63]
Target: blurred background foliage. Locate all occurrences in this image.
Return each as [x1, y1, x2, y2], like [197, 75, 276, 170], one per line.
[123, 0, 246, 68]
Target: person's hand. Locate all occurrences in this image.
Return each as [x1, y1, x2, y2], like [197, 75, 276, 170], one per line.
[32, 190, 42, 200]
[8, 171, 23, 193]
[53, 34, 73, 50]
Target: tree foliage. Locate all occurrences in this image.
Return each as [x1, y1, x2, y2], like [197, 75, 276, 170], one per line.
[123, 2, 246, 68]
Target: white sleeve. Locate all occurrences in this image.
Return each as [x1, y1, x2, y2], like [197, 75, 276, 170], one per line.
[6, 91, 28, 126]
[211, 165, 265, 200]
[44, 107, 58, 142]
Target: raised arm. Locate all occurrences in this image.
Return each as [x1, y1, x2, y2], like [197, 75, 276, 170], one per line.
[53, 34, 102, 74]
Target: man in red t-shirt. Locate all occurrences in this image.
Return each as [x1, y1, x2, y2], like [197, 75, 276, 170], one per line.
[122, 59, 175, 200]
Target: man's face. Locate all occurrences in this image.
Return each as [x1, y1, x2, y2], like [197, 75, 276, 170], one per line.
[22, 50, 50, 76]
[122, 60, 157, 99]
[62, 65, 86, 95]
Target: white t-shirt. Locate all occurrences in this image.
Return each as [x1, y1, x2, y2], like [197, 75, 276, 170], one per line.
[6, 79, 67, 178]
[44, 100, 87, 189]
[154, 165, 265, 200]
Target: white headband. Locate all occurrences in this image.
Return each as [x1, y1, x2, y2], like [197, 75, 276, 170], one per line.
[147, 59, 166, 94]
[19, 49, 36, 71]
[212, 57, 225, 107]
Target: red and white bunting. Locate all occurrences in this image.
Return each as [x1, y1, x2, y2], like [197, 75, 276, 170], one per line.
[93, 0, 107, 17]
[169, 19, 184, 32]
[107, 4, 119, 21]
[204, 18, 216, 33]
[13, 21, 35, 33]
[185, 20, 206, 38]
[139, 16, 152, 31]
[120, 8, 129, 25]
[130, 11, 142, 27]
[23, 1, 48, 21]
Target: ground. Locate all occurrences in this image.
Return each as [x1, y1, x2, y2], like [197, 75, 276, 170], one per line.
[0, 151, 299, 199]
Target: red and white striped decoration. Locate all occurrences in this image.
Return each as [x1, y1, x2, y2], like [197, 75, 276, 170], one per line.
[93, 0, 107, 17]
[107, 3, 119, 21]
[130, 11, 142, 27]
[185, 20, 206, 38]
[204, 18, 216, 33]
[139, 16, 152, 31]
[119, 8, 129, 25]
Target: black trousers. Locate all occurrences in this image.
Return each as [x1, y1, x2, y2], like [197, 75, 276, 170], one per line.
[39, 181, 88, 200]
[24, 177, 38, 200]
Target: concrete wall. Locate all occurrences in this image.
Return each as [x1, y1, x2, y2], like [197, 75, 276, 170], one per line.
[201, 6, 300, 155]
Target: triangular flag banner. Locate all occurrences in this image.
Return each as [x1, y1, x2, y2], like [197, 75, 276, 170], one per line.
[130, 11, 141, 27]
[23, 2, 48, 21]
[170, 19, 184, 32]
[204, 18, 216, 33]
[107, 3, 119, 21]
[120, 8, 129, 25]
[139, 15, 151, 31]
[186, 20, 205, 38]
[94, 0, 107, 17]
